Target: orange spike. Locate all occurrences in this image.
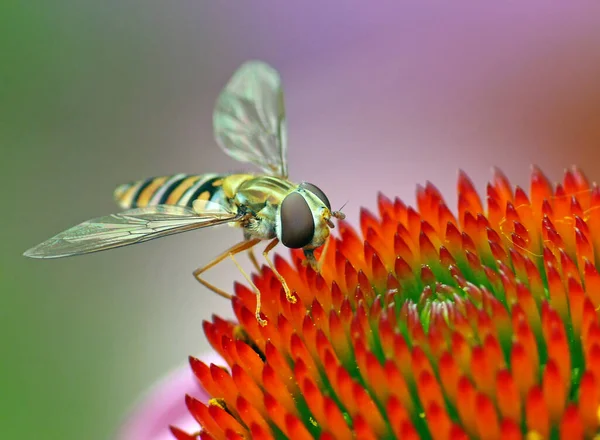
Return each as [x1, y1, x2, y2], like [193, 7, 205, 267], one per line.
[298, 377, 327, 430]
[202, 321, 230, 364]
[499, 419, 523, 440]
[530, 166, 553, 210]
[224, 429, 245, 440]
[416, 370, 445, 412]
[438, 202, 458, 233]
[542, 359, 566, 425]
[248, 423, 274, 440]
[284, 414, 313, 440]
[543, 312, 571, 387]
[470, 345, 494, 397]
[406, 207, 422, 243]
[384, 360, 414, 413]
[458, 170, 484, 216]
[185, 396, 226, 440]
[189, 357, 221, 398]
[514, 186, 530, 208]
[560, 404, 583, 439]
[264, 393, 287, 434]
[575, 216, 594, 258]
[323, 397, 353, 440]
[483, 333, 505, 375]
[380, 212, 398, 245]
[344, 261, 358, 295]
[455, 376, 478, 436]
[496, 369, 521, 424]
[567, 276, 585, 337]
[392, 197, 408, 221]
[387, 395, 416, 438]
[578, 371, 600, 435]
[394, 231, 415, 267]
[209, 364, 240, 406]
[461, 232, 477, 254]
[586, 185, 600, 254]
[487, 193, 504, 231]
[360, 208, 381, 241]
[553, 184, 570, 219]
[234, 341, 265, 385]
[262, 363, 296, 415]
[438, 352, 460, 405]
[364, 350, 389, 403]
[448, 425, 469, 440]
[582, 299, 598, 349]
[352, 382, 387, 437]
[524, 258, 544, 302]
[324, 397, 352, 440]
[585, 344, 600, 389]
[426, 402, 452, 440]
[525, 387, 549, 438]
[511, 342, 537, 399]
[474, 393, 500, 440]
[515, 286, 541, 339]
[371, 252, 388, 290]
[571, 196, 585, 220]
[417, 184, 436, 224]
[450, 332, 472, 374]
[377, 192, 394, 218]
[231, 364, 265, 414]
[352, 414, 380, 440]
[333, 363, 358, 416]
[492, 167, 514, 204]
[546, 264, 568, 322]
[170, 426, 199, 440]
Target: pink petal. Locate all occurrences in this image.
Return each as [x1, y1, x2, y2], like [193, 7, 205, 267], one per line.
[115, 351, 225, 440]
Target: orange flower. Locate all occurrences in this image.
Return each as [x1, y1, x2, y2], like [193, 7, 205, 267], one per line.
[173, 166, 600, 439]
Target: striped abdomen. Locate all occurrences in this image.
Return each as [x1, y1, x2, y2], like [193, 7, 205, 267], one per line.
[114, 173, 227, 210]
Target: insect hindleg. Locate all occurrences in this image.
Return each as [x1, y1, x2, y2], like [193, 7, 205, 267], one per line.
[262, 238, 296, 304]
[193, 238, 267, 326]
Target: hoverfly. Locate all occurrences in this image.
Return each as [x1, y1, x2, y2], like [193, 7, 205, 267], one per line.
[24, 61, 345, 325]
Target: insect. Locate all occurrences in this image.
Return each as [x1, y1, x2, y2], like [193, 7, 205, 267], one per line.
[23, 61, 345, 326]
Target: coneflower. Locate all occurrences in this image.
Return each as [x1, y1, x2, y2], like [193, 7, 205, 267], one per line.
[171, 166, 600, 439]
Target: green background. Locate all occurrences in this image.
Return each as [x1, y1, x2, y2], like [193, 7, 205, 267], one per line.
[3, 2, 600, 439]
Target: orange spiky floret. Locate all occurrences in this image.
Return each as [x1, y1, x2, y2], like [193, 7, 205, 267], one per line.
[176, 166, 600, 439]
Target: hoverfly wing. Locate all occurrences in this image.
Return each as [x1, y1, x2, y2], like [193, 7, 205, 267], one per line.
[213, 61, 288, 178]
[23, 204, 242, 259]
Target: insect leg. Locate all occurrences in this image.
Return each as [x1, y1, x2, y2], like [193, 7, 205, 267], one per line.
[226, 252, 267, 326]
[247, 249, 262, 274]
[243, 231, 263, 274]
[192, 237, 262, 300]
[262, 238, 296, 304]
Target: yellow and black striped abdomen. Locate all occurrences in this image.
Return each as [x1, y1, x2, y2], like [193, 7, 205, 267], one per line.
[114, 173, 227, 210]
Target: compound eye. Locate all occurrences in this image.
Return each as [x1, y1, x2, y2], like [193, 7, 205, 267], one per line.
[280, 192, 315, 248]
[300, 182, 331, 210]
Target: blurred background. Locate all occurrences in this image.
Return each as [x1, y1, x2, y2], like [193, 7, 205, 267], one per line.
[3, 2, 600, 439]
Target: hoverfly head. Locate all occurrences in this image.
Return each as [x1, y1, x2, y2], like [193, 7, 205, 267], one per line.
[277, 182, 342, 250]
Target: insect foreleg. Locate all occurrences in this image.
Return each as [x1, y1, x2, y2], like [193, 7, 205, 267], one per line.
[262, 238, 296, 304]
[193, 238, 267, 326]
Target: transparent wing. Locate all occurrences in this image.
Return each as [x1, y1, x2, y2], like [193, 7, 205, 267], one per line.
[213, 61, 288, 178]
[23, 204, 242, 259]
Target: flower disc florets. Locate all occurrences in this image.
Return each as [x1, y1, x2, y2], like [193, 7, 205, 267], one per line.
[173, 167, 600, 440]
